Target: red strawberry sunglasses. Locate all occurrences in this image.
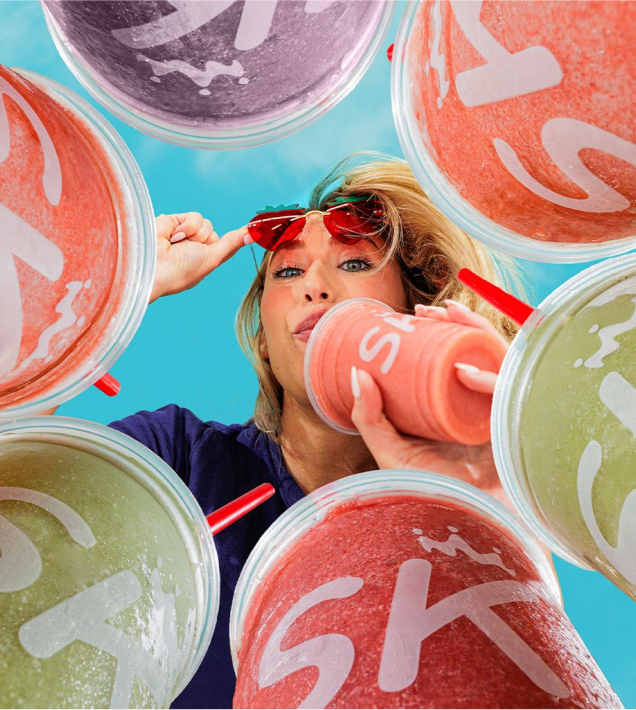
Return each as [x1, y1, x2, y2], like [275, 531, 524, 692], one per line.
[247, 194, 385, 252]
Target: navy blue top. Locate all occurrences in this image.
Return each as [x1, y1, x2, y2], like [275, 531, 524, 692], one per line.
[109, 404, 306, 709]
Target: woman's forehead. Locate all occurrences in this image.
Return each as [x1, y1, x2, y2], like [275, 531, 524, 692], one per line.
[271, 232, 385, 260]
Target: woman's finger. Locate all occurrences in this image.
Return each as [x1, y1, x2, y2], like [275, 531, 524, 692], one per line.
[169, 211, 205, 243]
[205, 230, 220, 246]
[454, 363, 498, 394]
[414, 304, 451, 322]
[197, 218, 215, 243]
[201, 225, 251, 272]
[350, 367, 406, 469]
[155, 213, 178, 241]
[445, 299, 509, 344]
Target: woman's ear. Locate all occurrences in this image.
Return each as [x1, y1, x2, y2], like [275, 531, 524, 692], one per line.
[259, 333, 269, 362]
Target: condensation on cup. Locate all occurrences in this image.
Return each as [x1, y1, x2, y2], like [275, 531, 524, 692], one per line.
[493, 251, 636, 601]
[392, 1, 636, 263]
[230, 470, 622, 709]
[42, 0, 394, 149]
[0, 417, 219, 708]
[0, 66, 155, 418]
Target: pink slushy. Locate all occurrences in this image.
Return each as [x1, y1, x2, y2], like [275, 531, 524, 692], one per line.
[305, 299, 507, 446]
[405, 1, 636, 247]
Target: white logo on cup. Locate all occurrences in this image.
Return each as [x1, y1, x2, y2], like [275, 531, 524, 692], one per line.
[577, 372, 636, 586]
[441, 1, 636, 215]
[574, 283, 636, 585]
[258, 576, 363, 709]
[359, 313, 417, 374]
[0, 486, 185, 708]
[0, 78, 65, 379]
[257, 527, 569, 707]
[112, 0, 337, 91]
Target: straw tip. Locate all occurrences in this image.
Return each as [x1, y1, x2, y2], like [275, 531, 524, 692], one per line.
[94, 373, 121, 397]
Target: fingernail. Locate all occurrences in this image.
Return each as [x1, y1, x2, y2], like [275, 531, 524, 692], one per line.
[243, 232, 255, 245]
[170, 231, 187, 244]
[351, 365, 361, 399]
[417, 305, 447, 313]
[454, 362, 481, 375]
[445, 299, 472, 312]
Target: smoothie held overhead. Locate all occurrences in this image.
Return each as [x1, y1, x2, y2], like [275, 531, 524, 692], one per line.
[0, 440, 200, 708]
[43, 0, 385, 127]
[0, 65, 129, 411]
[234, 495, 620, 709]
[518, 273, 636, 599]
[406, 0, 636, 245]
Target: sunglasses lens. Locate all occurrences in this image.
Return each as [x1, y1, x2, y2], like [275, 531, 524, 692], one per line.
[325, 200, 383, 244]
[248, 209, 305, 250]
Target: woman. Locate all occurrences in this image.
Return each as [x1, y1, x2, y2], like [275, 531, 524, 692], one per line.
[110, 154, 518, 707]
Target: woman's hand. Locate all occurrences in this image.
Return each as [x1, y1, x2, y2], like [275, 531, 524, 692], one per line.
[151, 212, 250, 303]
[350, 300, 510, 504]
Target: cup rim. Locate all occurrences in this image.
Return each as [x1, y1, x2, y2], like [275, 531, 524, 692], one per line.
[492, 251, 636, 568]
[0, 68, 156, 419]
[391, 0, 636, 265]
[0, 415, 220, 698]
[41, 1, 394, 150]
[229, 468, 562, 672]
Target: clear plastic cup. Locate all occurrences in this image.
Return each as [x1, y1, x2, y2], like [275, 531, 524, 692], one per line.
[0, 66, 155, 418]
[304, 297, 507, 445]
[493, 252, 636, 598]
[41, 1, 394, 149]
[231, 470, 620, 708]
[392, 1, 636, 264]
[0, 416, 219, 708]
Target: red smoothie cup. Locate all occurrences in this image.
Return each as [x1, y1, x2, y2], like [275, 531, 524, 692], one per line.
[304, 298, 507, 446]
[0, 66, 155, 417]
[392, 1, 636, 264]
[230, 470, 621, 709]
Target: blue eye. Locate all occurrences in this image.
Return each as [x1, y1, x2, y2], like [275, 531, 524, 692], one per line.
[273, 266, 303, 279]
[341, 258, 372, 273]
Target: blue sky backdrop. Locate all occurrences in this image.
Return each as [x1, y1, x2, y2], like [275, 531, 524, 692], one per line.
[2, 1, 635, 704]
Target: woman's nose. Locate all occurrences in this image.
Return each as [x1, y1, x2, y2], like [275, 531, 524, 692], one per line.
[302, 261, 335, 303]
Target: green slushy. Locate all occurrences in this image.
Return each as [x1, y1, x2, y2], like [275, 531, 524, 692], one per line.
[0, 438, 202, 708]
[512, 271, 636, 598]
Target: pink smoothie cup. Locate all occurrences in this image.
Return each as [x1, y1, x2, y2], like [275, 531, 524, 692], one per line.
[230, 470, 621, 709]
[0, 66, 155, 418]
[304, 298, 507, 446]
[392, 1, 636, 264]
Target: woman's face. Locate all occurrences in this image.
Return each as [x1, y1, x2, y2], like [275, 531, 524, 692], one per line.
[260, 214, 408, 405]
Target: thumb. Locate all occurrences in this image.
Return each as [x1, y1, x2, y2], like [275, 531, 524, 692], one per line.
[202, 225, 251, 273]
[350, 367, 403, 467]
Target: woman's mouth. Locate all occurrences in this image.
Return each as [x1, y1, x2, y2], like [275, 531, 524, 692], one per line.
[293, 310, 327, 342]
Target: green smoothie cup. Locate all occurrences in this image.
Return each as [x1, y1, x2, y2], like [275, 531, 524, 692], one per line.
[490, 253, 636, 599]
[0, 416, 219, 708]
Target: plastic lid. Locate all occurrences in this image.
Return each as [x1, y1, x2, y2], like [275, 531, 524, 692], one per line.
[0, 67, 155, 418]
[43, 0, 394, 149]
[392, 1, 636, 264]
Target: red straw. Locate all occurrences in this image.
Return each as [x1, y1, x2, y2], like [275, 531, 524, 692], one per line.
[207, 483, 275, 536]
[94, 373, 121, 397]
[457, 268, 535, 326]
[387, 43, 394, 62]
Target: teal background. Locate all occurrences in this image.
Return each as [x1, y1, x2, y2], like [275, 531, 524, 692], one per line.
[2, 1, 635, 705]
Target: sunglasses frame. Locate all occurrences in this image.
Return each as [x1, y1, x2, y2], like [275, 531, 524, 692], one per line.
[248, 194, 385, 252]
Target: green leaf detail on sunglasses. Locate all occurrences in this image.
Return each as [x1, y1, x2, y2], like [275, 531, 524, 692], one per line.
[326, 193, 373, 206]
[257, 203, 301, 214]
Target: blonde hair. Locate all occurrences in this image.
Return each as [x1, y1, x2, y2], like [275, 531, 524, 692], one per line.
[237, 153, 526, 436]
